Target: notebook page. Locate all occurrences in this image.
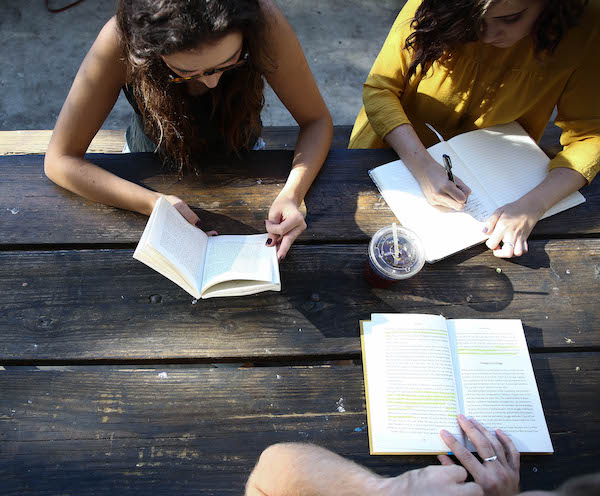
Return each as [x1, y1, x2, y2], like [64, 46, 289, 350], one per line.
[201, 234, 277, 293]
[148, 196, 209, 290]
[448, 122, 585, 216]
[449, 319, 553, 453]
[369, 142, 494, 261]
[364, 314, 463, 454]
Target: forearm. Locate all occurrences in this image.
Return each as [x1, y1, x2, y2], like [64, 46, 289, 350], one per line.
[384, 124, 433, 177]
[44, 154, 160, 216]
[246, 443, 386, 496]
[279, 115, 332, 205]
[521, 167, 587, 213]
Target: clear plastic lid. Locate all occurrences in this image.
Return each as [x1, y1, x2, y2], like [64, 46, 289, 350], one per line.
[368, 225, 425, 280]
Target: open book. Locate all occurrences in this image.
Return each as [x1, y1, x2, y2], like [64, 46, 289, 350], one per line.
[133, 196, 280, 299]
[369, 122, 586, 262]
[360, 314, 553, 455]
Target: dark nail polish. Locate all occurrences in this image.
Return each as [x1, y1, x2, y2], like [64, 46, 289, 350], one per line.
[482, 227, 489, 234]
[195, 220, 202, 228]
[266, 238, 273, 246]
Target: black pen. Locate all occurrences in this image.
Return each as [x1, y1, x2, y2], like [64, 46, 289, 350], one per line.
[442, 154, 455, 184]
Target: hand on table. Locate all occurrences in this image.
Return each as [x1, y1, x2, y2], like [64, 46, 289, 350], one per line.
[483, 196, 545, 258]
[379, 464, 483, 496]
[265, 192, 306, 261]
[439, 414, 520, 496]
[416, 158, 472, 211]
[164, 195, 217, 235]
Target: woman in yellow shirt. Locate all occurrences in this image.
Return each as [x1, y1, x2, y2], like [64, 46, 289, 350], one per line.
[350, 0, 599, 258]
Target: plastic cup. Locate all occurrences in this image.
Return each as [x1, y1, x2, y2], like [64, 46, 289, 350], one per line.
[364, 225, 426, 288]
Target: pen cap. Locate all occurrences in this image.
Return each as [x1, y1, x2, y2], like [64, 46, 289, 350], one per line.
[368, 225, 425, 280]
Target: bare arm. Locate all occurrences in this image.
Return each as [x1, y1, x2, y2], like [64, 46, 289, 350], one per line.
[45, 18, 161, 217]
[245, 443, 482, 496]
[261, 0, 333, 259]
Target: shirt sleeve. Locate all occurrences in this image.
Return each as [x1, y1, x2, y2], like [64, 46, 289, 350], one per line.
[362, 1, 419, 141]
[550, 28, 600, 184]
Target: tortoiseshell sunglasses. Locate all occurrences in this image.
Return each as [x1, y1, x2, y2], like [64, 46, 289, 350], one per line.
[167, 51, 249, 84]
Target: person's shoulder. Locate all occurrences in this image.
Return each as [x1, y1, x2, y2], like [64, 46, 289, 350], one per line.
[94, 16, 123, 56]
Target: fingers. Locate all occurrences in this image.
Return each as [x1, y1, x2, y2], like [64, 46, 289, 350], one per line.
[446, 182, 467, 205]
[455, 176, 472, 199]
[440, 429, 485, 480]
[437, 454, 455, 466]
[265, 233, 280, 247]
[265, 215, 304, 237]
[483, 209, 503, 239]
[468, 418, 507, 464]
[173, 201, 202, 227]
[496, 429, 520, 473]
[206, 230, 218, 236]
[276, 224, 305, 261]
[436, 184, 467, 210]
[457, 414, 496, 461]
[463, 482, 485, 496]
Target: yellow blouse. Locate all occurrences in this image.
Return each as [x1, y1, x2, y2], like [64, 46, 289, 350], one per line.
[349, 0, 600, 183]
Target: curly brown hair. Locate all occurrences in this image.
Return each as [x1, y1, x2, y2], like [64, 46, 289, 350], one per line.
[116, 0, 275, 174]
[405, 0, 589, 80]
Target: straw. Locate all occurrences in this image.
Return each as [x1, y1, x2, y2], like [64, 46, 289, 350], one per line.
[392, 222, 400, 262]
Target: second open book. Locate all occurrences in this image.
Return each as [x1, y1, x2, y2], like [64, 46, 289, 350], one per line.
[133, 196, 280, 299]
[361, 314, 553, 455]
[369, 122, 586, 262]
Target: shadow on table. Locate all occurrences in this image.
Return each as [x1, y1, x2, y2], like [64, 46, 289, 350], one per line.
[284, 256, 516, 340]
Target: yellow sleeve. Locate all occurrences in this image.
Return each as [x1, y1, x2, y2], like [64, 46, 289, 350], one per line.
[362, 0, 420, 141]
[549, 27, 600, 184]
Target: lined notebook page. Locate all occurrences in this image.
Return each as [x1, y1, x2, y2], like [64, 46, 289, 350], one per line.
[369, 141, 494, 262]
[448, 122, 585, 217]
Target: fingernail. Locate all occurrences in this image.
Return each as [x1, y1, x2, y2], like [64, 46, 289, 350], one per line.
[458, 414, 466, 421]
[266, 238, 273, 246]
[195, 220, 202, 228]
[482, 227, 489, 234]
[440, 429, 450, 437]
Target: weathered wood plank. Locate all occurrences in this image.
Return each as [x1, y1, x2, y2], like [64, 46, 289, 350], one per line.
[1, 355, 598, 494]
[1, 151, 599, 245]
[1, 240, 598, 361]
[0, 126, 353, 156]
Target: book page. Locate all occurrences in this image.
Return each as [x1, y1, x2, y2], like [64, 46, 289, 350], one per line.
[201, 234, 277, 294]
[148, 197, 209, 289]
[362, 314, 464, 454]
[449, 319, 553, 453]
[369, 142, 495, 262]
[448, 122, 585, 217]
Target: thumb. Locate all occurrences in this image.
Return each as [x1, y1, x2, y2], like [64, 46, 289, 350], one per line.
[483, 208, 503, 235]
[173, 201, 201, 228]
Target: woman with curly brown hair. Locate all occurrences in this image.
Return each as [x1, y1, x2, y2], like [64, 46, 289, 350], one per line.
[350, 0, 599, 259]
[45, 0, 333, 260]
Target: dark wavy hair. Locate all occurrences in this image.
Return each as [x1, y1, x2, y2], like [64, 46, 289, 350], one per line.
[405, 0, 589, 80]
[116, 0, 275, 174]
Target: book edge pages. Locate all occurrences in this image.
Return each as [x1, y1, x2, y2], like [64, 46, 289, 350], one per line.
[359, 321, 375, 455]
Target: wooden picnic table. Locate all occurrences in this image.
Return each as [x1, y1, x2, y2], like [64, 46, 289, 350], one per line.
[1, 125, 599, 495]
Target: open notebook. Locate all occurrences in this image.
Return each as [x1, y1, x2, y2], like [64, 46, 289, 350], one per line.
[133, 196, 280, 299]
[369, 122, 586, 262]
[360, 314, 553, 455]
